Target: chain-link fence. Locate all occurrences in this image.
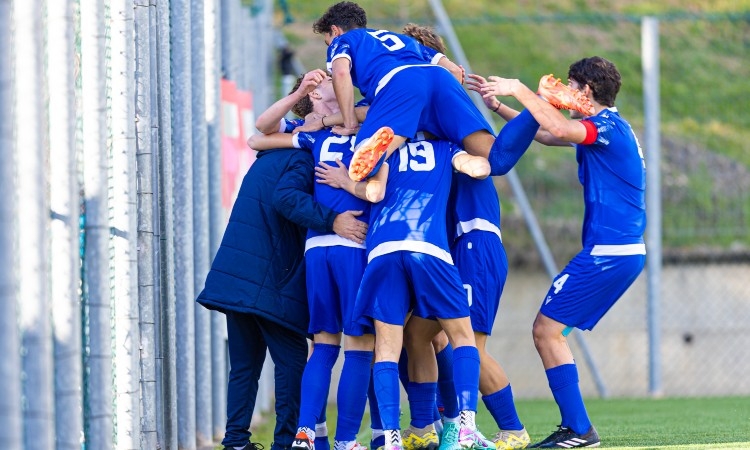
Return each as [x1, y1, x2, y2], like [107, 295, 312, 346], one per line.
[1, 0, 749, 448]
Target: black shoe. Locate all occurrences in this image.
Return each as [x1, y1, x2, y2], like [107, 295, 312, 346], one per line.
[529, 425, 600, 448]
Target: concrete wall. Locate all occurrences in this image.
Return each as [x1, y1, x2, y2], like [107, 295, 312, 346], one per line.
[327, 263, 750, 400]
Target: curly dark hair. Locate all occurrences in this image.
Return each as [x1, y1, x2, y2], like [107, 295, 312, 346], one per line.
[568, 56, 621, 107]
[289, 74, 314, 118]
[402, 23, 447, 54]
[313, 2, 367, 35]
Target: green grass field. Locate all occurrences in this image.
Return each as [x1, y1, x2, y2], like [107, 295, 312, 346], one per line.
[238, 396, 750, 449]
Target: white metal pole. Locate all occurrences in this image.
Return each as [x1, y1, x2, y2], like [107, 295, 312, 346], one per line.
[0, 0, 22, 447]
[80, 0, 114, 446]
[155, 0, 178, 447]
[109, 0, 141, 447]
[191, 0, 214, 445]
[171, 0, 198, 447]
[205, 0, 228, 439]
[134, 1, 158, 448]
[16, 0, 55, 447]
[48, 1, 84, 448]
[642, 16, 663, 398]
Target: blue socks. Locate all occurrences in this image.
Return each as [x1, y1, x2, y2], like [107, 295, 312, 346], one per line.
[546, 363, 592, 434]
[298, 343, 340, 430]
[372, 361, 402, 430]
[482, 385, 523, 431]
[335, 350, 374, 442]
[488, 109, 540, 176]
[452, 346, 481, 412]
[435, 344, 459, 419]
[407, 382, 438, 428]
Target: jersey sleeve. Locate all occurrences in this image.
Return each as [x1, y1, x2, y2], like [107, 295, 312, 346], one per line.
[281, 117, 305, 133]
[417, 43, 442, 64]
[293, 131, 315, 151]
[326, 36, 352, 72]
[579, 119, 599, 145]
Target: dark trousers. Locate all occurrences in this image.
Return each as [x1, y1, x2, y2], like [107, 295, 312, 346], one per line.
[222, 311, 308, 450]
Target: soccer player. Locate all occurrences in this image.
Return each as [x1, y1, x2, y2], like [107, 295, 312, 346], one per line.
[316, 135, 493, 450]
[399, 23, 530, 450]
[470, 56, 646, 448]
[312, 1, 543, 181]
[248, 74, 378, 450]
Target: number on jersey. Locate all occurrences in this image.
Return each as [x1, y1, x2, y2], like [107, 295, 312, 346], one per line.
[398, 141, 436, 172]
[319, 135, 354, 163]
[368, 29, 406, 51]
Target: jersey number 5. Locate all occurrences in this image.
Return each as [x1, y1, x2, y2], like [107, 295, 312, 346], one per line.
[368, 29, 406, 51]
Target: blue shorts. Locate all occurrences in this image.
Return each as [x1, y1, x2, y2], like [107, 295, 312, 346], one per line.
[305, 246, 367, 336]
[357, 66, 493, 146]
[540, 250, 646, 331]
[354, 251, 470, 329]
[451, 231, 508, 335]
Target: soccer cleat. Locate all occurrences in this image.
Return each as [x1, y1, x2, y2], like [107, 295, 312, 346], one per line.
[402, 424, 440, 450]
[438, 422, 460, 450]
[457, 426, 494, 450]
[537, 74, 595, 116]
[528, 425, 600, 448]
[492, 428, 530, 450]
[292, 428, 316, 450]
[348, 126, 395, 181]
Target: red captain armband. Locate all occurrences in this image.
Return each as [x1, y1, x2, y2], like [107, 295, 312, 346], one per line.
[580, 120, 598, 145]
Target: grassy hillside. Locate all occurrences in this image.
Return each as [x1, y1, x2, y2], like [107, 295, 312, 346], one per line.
[273, 1, 750, 253]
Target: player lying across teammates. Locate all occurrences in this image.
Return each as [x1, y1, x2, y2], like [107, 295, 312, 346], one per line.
[241, 2, 646, 450]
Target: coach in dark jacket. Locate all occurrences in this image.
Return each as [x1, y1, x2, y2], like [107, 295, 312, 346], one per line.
[197, 147, 367, 450]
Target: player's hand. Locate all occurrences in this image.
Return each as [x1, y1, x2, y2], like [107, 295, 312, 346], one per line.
[294, 112, 325, 133]
[297, 69, 327, 96]
[332, 210, 368, 244]
[331, 124, 359, 136]
[466, 73, 501, 112]
[480, 76, 520, 98]
[315, 159, 352, 189]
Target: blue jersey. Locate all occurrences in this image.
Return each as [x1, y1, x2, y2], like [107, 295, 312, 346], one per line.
[448, 172, 502, 244]
[280, 117, 305, 133]
[294, 130, 370, 246]
[327, 28, 441, 103]
[577, 107, 646, 250]
[367, 138, 463, 264]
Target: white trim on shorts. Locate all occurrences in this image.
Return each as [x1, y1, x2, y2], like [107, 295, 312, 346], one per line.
[367, 240, 454, 265]
[374, 64, 440, 97]
[590, 243, 646, 256]
[305, 235, 366, 254]
[456, 218, 502, 241]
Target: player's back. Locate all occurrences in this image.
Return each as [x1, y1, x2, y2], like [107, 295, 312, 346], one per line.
[576, 108, 646, 247]
[328, 28, 437, 102]
[295, 129, 370, 240]
[448, 172, 501, 244]
[367, 137, 461, 261]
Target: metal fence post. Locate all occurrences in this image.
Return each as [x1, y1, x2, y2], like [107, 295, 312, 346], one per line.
[0, 1, 22, 447]
[642, 16, 663, 398]
[191, 0, 214, 445]
[135, 0, 159, 447]
[48, 1, 84, 448]
[110, 0, 141, 447]
[171, 0, 198, 447]
[155, 1, 179, 448]
[16, 1, 55, 448]
[80, 0, 114, 446]
[204, 0, 228, 440]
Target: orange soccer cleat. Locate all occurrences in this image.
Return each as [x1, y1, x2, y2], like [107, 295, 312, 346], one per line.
[537, 74, 595, 116]
[348, 126, 395, 182]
